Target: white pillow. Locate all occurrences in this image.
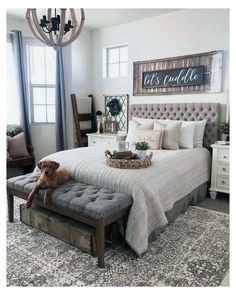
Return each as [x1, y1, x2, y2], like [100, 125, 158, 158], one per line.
[132, 117, 205, 148]
[126, 120, 140, 143]
[193, 120, 207, 148]
[132, 116, 154, 126]
[156, 120, 196, 149]
[154, 120, 182, 150]
[126, 120, 153, 143]
[178, 121, 196, 149]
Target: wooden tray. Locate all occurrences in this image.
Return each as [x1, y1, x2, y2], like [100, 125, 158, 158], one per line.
[105, 150, 153, 169]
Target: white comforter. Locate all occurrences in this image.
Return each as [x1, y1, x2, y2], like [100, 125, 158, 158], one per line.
[39, 146, 211, 255]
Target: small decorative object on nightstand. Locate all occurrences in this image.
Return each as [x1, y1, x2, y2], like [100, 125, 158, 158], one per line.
[87, 133, 127, 150]
[210, 143, 230, 199]
[219, 122, 230, 141]
[95, 110, 103, 134]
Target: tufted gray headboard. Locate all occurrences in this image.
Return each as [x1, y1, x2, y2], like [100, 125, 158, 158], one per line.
[129, 103, 220, 149]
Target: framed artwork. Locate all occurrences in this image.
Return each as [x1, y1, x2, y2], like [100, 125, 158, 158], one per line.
[133, 50, 223, 96]
[105, 120, 117, 133]
[104, 94, 129, 133]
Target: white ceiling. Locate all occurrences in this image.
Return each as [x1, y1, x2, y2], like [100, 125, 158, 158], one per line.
[7, 8, 180, 31]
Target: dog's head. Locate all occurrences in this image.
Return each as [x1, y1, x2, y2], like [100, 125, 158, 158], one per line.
[37, 160, 60, 176]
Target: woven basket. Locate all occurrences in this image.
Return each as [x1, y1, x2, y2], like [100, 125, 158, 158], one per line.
[105, 150, 153, 169]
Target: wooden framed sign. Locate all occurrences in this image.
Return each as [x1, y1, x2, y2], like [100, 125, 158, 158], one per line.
[133, 51, 223, 96]
[142, 66, 204, 88]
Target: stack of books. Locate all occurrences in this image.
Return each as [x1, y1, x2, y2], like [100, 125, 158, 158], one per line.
[112, 150, 136, 159]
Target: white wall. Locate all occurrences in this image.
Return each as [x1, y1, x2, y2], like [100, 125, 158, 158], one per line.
[68, 29, 93, 148]
[6, 9, 229, 161]
[91, 9, 229, 120]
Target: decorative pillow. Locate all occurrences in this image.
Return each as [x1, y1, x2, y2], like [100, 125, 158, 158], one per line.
[7, 132, 30, 159]
[134, 129, 163, 150]
[193, 120, 207, 147]
[179, 121, 196, 149]
[6, 137, 12, 160]
[157, 119, 206, 148]
[126, 120, 140, 143]
[126, 120, 153, 143]
[156, 119, 196, 149]
[132, 116, 154, 127]
[154, 120, 182, 150]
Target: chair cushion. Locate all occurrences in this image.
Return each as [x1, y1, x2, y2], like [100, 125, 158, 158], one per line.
[7, 173, 132, 220]
[7, 132, 30, 159]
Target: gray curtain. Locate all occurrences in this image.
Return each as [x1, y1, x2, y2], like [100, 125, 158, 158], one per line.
[10, 30, 32, 146]
[55, 47, 67, 151]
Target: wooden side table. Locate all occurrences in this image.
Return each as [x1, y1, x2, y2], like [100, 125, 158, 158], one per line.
[87, 133, 127, 151]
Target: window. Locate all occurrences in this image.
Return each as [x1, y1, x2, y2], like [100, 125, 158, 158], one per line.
[105, 45, 128, 78]
[7, 41, 21, 125]
[26, 43, 56, 123]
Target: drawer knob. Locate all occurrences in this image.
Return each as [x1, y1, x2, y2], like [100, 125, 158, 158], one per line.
[222, 181, 225, 184]
[93, 141, 96, 144]
[222, 168, 226, 171]
[223, 156, 227, 158]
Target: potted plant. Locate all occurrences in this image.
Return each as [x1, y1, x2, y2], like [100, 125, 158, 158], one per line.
[134, 141, 150, 158]
[219, 122, 230, 141]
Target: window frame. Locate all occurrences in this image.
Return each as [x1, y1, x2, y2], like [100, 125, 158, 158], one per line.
[25, 38, 56, 125]
[104, 44, 128, 78]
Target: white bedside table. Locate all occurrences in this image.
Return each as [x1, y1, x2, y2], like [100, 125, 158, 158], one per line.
[209, 143, 230, 199]
[87, 133, 127, 150]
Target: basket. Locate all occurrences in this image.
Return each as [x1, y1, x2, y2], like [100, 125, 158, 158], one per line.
[105, 150, 153, 169]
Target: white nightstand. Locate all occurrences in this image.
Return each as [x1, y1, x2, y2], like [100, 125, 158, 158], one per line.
[87, 133, 127, 150]
[210, 144, 230, 199]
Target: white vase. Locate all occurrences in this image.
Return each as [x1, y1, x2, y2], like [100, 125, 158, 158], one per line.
[97, 119, 101, 133]
[136, 150, 147, 158]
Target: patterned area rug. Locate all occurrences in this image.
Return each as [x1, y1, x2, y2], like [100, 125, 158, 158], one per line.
[7, 199, 229, 287]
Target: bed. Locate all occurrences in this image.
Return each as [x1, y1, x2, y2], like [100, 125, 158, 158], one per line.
[39, 102, 220, 255]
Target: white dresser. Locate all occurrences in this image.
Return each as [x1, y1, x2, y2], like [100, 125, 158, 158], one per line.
[210, 144, 230, 199]
[87, 133, 127, 150]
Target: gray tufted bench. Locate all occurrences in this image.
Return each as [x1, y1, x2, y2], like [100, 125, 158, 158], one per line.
[7, 173, 132, 268]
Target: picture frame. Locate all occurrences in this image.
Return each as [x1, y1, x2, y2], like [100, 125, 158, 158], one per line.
[105, 120, 117, 133]
[133, 50, 223, 96]
[104, 94, 129, 133]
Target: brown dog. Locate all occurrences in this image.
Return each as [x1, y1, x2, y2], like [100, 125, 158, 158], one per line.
[26, 160, 69, 209]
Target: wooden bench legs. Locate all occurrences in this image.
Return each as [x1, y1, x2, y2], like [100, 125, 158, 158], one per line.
[7, 193, 14, 222]
[96, 222, 105, 268]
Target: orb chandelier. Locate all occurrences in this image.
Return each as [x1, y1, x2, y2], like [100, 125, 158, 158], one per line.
[26, 8, 85, 47]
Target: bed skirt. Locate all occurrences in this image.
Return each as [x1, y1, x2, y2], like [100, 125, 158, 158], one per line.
[148, 182, 209, 242]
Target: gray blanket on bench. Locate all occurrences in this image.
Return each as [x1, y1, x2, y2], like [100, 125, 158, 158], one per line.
[38, 146, 211, 255]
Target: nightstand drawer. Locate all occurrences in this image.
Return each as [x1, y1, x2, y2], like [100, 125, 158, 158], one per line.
[87, 133, 127, 149]
[218, 149, 229, 162]
[103, 139, 116, 147]
[88, 137, 103, 146]
[217, 176, 229, 189]
[218, 164, 229, 175]
[88, 136, 116, 148]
